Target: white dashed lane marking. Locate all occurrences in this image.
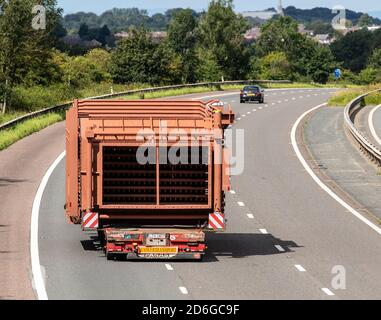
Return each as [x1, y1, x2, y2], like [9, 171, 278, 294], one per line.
[230, 190, 236, 194]
[247, 213, 254, 219]
[274, 245, 285, 252]
[321, 288, 335, 296]
[237, 201, 245, 207]
[259, 229, 268, 234]
[294, 264, 306, 272]
[165, 264, 174, 271]
[179, 287, 189, 295]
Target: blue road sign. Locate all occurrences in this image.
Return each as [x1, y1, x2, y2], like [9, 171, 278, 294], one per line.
[334, 68, 342, 80]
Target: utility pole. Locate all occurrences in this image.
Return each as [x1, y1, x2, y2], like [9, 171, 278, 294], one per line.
[277, 0, 285, 17]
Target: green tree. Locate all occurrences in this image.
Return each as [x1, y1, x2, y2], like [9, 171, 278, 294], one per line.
[306, 44, 335, 83]
[110, 28, 179, 85]
[368, 48, 381, 69]
[256, 16, 335, 83]
[330, 28, 374, 72]
[258, 52, 291, 80]
[167, 9, 198, 83]
[358, 14, 373, 27]
[256, 16, 302, 58]
[197, 0, 249, 80]
[78, 23, 89, 39]
[195, 49, 223, 81]
[357, 67, 381, 84]
[0, 0, 62, 113]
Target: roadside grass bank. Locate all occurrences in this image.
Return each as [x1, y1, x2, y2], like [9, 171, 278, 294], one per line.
[0, 111, 65, 151]
[328, 85, 381, 106]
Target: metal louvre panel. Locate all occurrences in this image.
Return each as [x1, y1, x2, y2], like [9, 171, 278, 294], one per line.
[102, 146, 156, 204]
[159, 147, 209, 205]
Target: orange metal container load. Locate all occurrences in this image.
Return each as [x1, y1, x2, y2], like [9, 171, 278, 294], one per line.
[65, 99, 234, 229]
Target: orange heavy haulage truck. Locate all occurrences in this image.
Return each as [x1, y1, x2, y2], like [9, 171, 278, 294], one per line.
[65, 99, 234, 260]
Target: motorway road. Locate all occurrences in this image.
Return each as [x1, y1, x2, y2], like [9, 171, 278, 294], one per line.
[35, 88, 381, 300]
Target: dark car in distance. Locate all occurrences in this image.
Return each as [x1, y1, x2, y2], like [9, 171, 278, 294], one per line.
[240, 85, 265, 104]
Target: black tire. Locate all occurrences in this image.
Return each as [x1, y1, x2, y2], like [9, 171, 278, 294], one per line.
[260, 98, 264, 104]
[106, 251, 115, 261]
[240, 100, 245, 104]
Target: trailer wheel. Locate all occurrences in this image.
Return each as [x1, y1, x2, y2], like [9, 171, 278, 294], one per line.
[106, 251, 115, 261]
[97, 230, 105, 246]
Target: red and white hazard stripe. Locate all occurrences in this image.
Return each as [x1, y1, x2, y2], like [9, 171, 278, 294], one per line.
[208, 212, 225, 230]
[82, 212, 99, 229]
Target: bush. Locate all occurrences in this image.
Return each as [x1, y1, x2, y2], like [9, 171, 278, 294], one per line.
[11, 86, 65, 111]
[258, 52, 292, 80]
[357, 67, 381, 85]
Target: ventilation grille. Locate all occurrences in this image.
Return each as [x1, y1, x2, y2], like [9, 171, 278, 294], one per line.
[102, 146, 209, 205]
[159, 147, 209, 204]
[103, 147, 156, 204]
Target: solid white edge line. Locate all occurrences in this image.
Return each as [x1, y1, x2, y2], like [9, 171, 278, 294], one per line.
[321, 288, 335, 296]
[179, 287, 188, 294]
[31, 151, 66, 300]
[368, 104, 381, 146]
[291, 104, 381, 235]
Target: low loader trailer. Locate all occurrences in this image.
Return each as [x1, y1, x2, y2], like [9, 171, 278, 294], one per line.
[65, 99, 234, 260]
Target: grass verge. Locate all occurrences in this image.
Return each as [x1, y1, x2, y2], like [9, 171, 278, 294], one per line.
[328, 85, 381, 106]
[0, 111, 65, 151]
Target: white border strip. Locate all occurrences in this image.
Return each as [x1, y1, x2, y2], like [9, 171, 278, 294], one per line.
[31, 151, 66, 300]
[368, 104, 381, 146]
[291, 104, 381, 235]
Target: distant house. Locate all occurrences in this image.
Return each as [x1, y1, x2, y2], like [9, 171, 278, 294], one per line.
[115, 31, 167, 43]
[150, 31, 168, 44]
[367, 25, 381, 31]
[114, 31, 129, 39]
[313, 34, 333, 45]
[244, 27, 261, 43]
[298, 24, 314, 37]
[62, 35, 102, 49]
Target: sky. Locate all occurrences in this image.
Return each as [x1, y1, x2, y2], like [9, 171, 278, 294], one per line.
[57, 0, 381, 16]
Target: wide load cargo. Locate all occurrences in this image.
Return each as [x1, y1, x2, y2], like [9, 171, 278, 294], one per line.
[65, 99, 234, 260]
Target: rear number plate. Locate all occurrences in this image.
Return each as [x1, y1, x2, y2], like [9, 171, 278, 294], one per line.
[139, 247, 178, 254]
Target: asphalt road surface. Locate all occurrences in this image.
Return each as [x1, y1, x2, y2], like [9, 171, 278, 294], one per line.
[36, 88, 381, 300]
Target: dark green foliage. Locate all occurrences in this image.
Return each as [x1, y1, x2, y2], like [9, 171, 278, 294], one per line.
[330, 29, 375, 72]
[283, 6, 380, 25]
[167, 9, 198, 83]
[196, 0, 250, 80]
[63, 8, 201, 33]
[255, 16, 336, 83]
[110, 28, 180, 85]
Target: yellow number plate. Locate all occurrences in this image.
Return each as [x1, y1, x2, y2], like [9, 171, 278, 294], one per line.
[139, 247, 178, 254]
